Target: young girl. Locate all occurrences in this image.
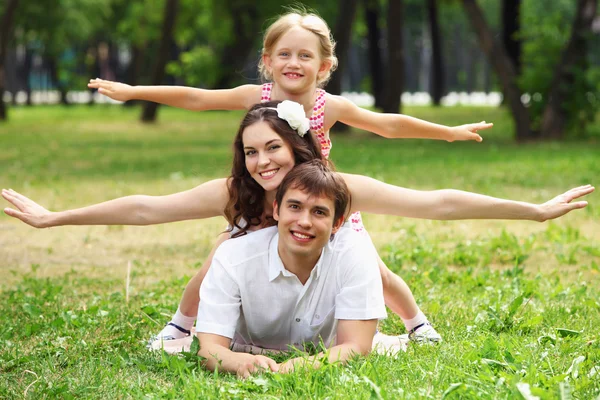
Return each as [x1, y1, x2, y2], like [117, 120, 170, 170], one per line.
[87, 10, 494, 343]
[3, 102, 593, 353]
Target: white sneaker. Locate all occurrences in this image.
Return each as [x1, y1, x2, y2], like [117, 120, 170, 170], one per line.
[408, 323, 442, 343]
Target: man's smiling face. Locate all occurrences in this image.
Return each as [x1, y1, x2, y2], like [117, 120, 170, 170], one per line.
[274, 187, 342, 260]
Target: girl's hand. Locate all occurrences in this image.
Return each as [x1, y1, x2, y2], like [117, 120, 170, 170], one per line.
[2, 189, 53, 228]
[87, 78, 134, 102]
[449, 121, 493, 142]
[537, 185, 594, 222]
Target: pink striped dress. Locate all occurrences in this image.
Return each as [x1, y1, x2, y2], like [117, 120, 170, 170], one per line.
[261, 83, 366, 235]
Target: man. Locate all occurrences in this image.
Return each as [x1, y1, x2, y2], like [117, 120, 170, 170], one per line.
[196, 160, 387, 378]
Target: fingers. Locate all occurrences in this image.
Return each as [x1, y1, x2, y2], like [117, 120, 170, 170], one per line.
[564, 185, 594, 202]
[4, 188, 28, 203]
[3, 207, 27, 222]
[237, 356, 278, 379]
[265, 357, 279, 372]
[87, 78, 114, 92]
[87, 78, 105, 88]
[237, 369, 251, 379]
[474, 121, 494, 131]
[569, 201, 588, 210]
[1, 189, 25, 211]
[556, 201, 589, 219]
[254, 356, 278, 372]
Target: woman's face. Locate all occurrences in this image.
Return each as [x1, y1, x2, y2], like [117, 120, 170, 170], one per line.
[243, 121, 295, 192]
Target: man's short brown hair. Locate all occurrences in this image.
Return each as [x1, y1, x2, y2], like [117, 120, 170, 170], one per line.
[275, 160, 351, 224]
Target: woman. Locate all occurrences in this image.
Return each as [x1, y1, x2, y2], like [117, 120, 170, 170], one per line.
[2, 101, 594, 345]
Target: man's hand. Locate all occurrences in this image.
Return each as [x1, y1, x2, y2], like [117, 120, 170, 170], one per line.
[449, 121, 493, 142]
[278, 356, 319, 374]
[88, 78, 134, 102]
[537, 185, 594, 222]
[234, 354, 279, 379]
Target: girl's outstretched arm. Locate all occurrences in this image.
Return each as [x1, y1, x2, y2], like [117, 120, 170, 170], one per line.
[340, 173, 594, 222]
[87, 79, 260, 111]
[2, 178, 229, 228]
[327, 95, 492, 142]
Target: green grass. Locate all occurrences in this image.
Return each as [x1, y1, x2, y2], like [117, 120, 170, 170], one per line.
[1, 105, 599, 399]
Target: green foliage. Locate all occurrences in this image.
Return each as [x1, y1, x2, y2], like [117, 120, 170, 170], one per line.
[519, 0, 600, 137]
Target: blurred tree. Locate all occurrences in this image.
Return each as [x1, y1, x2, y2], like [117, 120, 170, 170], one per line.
[539, 0, 598, 138]
[427, 0, 444, 106]
[464, 0, 598, 140]
[363, 0, 384, 109]
[462, 0, 529, 139]
[167, 0, 293, 89]
[213, 1, 261, 88]
[11, 0, 112, 105]
[502, 0, 521, 74]
[327, 0, 359, 132]
[141, 0, 179, 122]
[0, 0, 20, 121]
[112, 0, 165, 106]
[382, 0, 404, 113]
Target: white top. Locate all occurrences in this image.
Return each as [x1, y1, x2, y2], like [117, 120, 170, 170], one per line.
[196, 226, 387, 351]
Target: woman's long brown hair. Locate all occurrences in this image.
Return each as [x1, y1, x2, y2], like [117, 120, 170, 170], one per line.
[224, 101, 323, 237]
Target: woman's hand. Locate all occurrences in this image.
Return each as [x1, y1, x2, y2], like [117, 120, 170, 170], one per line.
[537, 185, 594, 222]
[2, 189, 53, 228]
[449, 121, 493, 142]
[88, 78, 134, 102]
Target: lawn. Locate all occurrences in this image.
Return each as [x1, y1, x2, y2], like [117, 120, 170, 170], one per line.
[0, 105, 599, 399]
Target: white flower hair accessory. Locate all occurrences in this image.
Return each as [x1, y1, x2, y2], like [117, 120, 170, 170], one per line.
[273, 100, 310, 137]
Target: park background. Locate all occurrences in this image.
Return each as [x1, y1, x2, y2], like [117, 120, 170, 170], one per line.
[1, 0, 599, 398]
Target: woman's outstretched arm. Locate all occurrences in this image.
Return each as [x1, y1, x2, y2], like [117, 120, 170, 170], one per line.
[341, 173, 594, 222]
[2, 178, 229, 228]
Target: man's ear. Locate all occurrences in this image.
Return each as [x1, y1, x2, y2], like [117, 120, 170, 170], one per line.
[273, 200, 280, 222]
[262, 54, 273, 74]
[331, 215, 344, 234]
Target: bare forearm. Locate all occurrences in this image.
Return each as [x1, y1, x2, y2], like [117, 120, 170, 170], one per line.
[46, 195, 168, 227]
[286, 343, 365, 371]
[437, 189, 542, 221]
[129, 86, 207, 110]
[199, 344, 241, 373]
[380, 114, 452, 140]
[344, 174, 543, 221]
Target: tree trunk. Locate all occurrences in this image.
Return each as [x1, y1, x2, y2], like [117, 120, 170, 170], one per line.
[462, 0, 531, 140]
[427, 0, 445, 106]
[124, 45, 144, 107]
[24, 48, 32, 105]
[327, 0, 359, 133]
[382, 0, 404, 114]
[215, 2, 260, 89]
[141, 0, 178, 123]
[47, 54, 70, 105]
[363, 0, 384, 109]
[0, 0, 20, 121]
[540, 0, 598, 139]
[502, 0, 522, 74]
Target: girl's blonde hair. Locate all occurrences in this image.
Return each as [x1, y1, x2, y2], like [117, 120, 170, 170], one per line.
[259, 11, 338, 87]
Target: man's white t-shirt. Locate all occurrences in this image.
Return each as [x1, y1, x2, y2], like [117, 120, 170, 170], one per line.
[196, 226, 387, 351]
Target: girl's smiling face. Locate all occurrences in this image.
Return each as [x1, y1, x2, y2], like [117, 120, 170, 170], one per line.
[243, 121, 295, 192]
[263, 26, 331, 94]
